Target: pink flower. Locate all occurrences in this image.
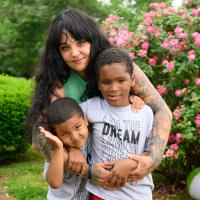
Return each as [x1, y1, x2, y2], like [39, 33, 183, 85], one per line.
[143, 17, 153, 26]
[188, 50, 196, 61]
[162, 39, 170, 49]
[165, 149, 174, 157]
[155, 32, 161, 38]
[169, 39, 179, 46]
[147, 26, 155, 34]
[141, 42, 149, 50]
[175, 26, 183, 35]
[156, 85, 167, 96]
[153, 56, 158, 61]
[108, 37, 116, 44]
[177, 42, 187, 51]
[132, 40, 139, 46]
[156, 13, 162, 18]
[166, 61, 175, 71]
[175, 133, 182, 143]
[107, 15, 119, 22]
[195, 78, 200, 86]
[173, 106, 185, 121]
[149, 2, 159, 9]
[184, 79, 190, 85]
[195, 119, 200, 126]
[116, 32, 129, 47]
[143, 11, 155, 19]
[178, 32, 188, 39]
[138, 49, 147, 57]
[196, 114, 200, 120]
[192, 32, 200, 47]
[116, 37, 127, 47]
[195, 114, 200, 126]
[170, 144, 179, 151]
[148, 58, 157, 66]
[175, 89, 182, 97]
[191, 9, 199, 16]
[168, 135, 176, 142]
[128, 52, 135, 60]
[140, 34, 148, 41]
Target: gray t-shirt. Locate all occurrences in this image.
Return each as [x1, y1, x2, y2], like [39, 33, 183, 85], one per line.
[81, 97, 154, 200]
[43, 146, 89, 200]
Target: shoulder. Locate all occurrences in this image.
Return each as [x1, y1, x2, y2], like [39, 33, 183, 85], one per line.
[80, 97, 102, 111]
[82, 97, 102, 106]
[141, 105, 154, 118]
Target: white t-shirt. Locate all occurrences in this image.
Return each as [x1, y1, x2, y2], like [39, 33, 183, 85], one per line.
[81, 97, 154, 200]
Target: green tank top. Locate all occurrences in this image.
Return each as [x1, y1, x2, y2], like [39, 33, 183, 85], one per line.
[64, 70, 87, 103]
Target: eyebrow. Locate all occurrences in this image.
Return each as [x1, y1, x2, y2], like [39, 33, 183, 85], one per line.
[59, 42, 68, 45]
[100, 75, 127, 79]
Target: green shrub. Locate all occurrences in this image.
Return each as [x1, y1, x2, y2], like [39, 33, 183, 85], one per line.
[0, 74, 33, 162]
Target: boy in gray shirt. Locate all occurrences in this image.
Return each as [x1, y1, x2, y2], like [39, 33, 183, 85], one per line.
[81, 47, 154, 200]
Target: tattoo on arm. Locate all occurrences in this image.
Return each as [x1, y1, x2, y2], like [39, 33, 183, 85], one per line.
[131, 63, 172, 164]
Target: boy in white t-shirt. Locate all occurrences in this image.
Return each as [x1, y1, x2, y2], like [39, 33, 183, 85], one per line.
[80, 47, 154, 200]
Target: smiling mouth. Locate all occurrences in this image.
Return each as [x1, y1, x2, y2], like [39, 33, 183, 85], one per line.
[73, 58, 84, 64]
[108, 95, 121, 101]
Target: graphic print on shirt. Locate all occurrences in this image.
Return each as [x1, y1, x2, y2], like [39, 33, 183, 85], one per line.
[100, 115, 141, 162]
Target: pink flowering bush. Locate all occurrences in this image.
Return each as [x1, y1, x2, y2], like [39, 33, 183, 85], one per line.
[102, 0, 200, 183]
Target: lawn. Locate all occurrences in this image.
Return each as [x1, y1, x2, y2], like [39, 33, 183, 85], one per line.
[0, 148, 47, 200]
[0, 148, 193, 200]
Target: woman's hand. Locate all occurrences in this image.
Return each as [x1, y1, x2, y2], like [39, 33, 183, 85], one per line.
[127, 155, 154, 181]
[91, 162, 115, 189]
[129, 95, 145, 112]
[108, 159, 138, 188]
[66, 148, 88, 177]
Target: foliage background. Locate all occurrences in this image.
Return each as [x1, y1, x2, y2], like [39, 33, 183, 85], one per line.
[101, 0, 200, 184]
[0, 0, 199, 189]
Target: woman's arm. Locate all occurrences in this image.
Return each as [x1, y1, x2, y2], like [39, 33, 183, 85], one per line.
[32, 86, 65, 160]
[130, 64, 172, 177]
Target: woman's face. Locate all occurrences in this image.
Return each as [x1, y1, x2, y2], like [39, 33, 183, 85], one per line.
[59, 33, 91, 77]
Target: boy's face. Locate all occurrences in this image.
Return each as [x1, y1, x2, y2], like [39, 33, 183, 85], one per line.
[98, 63, 134, 107]
[54, 113, 88, 149]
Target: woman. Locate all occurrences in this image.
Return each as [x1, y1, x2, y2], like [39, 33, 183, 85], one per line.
[27, 8, 172, 188]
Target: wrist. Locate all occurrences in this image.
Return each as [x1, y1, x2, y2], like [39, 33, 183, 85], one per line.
[149, 153, 162, 168]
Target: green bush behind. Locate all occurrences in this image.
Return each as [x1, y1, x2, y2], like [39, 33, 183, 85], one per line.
[0, 74, 33, 162]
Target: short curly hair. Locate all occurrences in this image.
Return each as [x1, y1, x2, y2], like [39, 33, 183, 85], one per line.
[95, 47, 134, 80]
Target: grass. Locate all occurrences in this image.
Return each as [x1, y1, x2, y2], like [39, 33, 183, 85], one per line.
[0, 148, 193, 200]
[0, 148, 48, 200]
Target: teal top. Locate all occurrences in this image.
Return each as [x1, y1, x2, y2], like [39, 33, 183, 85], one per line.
[64, 70, 87, 103]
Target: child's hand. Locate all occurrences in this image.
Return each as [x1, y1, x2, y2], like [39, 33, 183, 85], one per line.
[39, 126, 63, 148]
[108, 159, 138, 187]
[66, 148, 88, 177]
[129, 95, 145, 112]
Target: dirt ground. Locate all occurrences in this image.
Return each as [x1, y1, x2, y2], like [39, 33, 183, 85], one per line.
[0, 186, 15, 200]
